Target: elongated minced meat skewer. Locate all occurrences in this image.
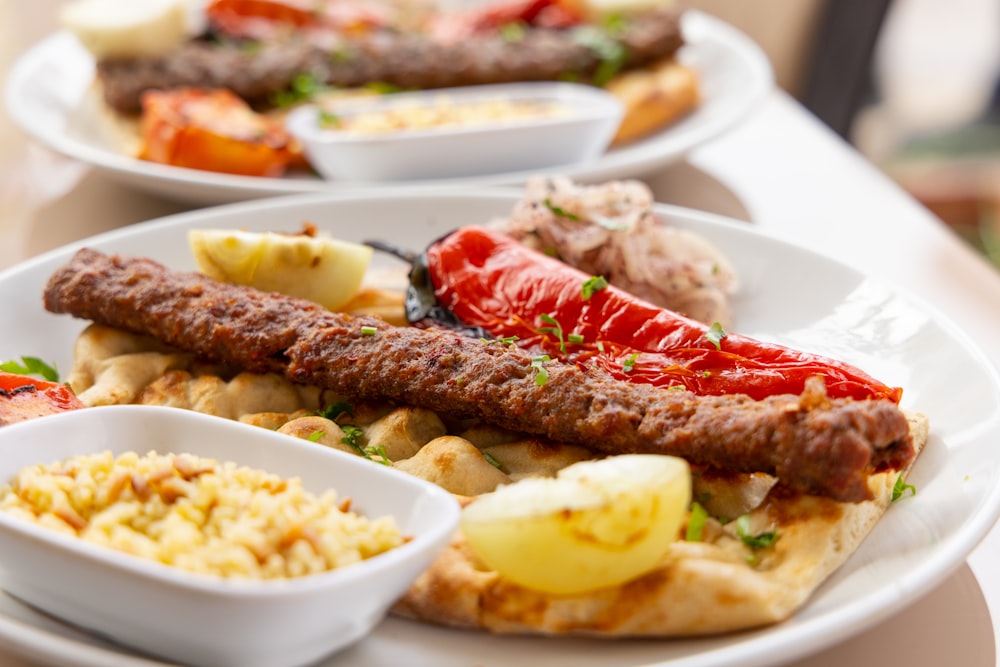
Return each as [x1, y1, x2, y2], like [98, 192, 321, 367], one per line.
[97, 8, 685, 115]
[43, 248, 915, 502]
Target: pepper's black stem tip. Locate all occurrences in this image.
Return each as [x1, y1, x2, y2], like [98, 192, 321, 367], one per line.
[364, 240, 418, 264]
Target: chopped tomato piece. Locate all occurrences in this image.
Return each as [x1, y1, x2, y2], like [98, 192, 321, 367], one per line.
[139, 88, 303, 177]
[0, 372, 84, 426]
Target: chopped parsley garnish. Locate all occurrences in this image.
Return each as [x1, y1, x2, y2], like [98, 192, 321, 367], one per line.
[600, 12, 628, 36]
[482, 335, 520, 347]
[499, 21, 526, 42]
[543, 198, 580, 221]
[622, 352, 639, 373]
[272, 72, 328, 107]
[363, 443, 392, 466]
[319, 401, 353, 421]
[705, 322, 727, 350]
[531, 355, 551, 386]
[482, 450, 504, 470]
[571, 26, 627, 86]
[581, 275, 609, 300]
[360, 325, 378, 336]
[365, 81, 406, 95]
[735, 515, 778, 551]
[685, 502, 708, 542]
[0, 356, 59, 382]
[538, 313, 567, 353]
[317, 109, 341, 128]
[891, 473, 917, 502]
[340, 424, 365, 455]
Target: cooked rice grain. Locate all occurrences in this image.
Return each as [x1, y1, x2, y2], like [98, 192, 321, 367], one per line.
[0, 450, 403, 579]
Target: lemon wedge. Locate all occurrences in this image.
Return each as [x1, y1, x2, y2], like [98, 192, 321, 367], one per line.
[460, 454, 691, 595]
[60, 0, 189, 59]
[188, 228, 374, 311]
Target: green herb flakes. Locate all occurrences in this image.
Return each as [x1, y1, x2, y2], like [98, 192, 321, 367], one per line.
[705, 322, 727, 350]
[891, 473, 916, 502]
[543, 198, 580, 221]
[685, 502, 708, 542]
[735, 515, 778, 551]
[531, 355, 551, 386]
[581, 275, 609, 299]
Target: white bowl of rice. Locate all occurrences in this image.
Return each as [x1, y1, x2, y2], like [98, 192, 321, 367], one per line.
[285, 81, 625, 182]
[0, 404, 460, 667]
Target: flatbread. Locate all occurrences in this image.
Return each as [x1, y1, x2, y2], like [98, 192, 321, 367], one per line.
[63, 322, 928, 636]
[396, 413, 928, 635]
[607, 57, 700, 147]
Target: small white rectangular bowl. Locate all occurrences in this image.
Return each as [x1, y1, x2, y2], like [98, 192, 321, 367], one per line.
[285, 81, 624, 182]
[0, 404, 460, 667]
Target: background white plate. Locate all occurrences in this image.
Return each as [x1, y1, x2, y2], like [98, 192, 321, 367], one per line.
[3, 11, 772, 205]
[1, 190, 999, 667]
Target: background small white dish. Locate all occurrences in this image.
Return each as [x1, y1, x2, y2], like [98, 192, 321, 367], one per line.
[286, 82, 624, 182]
[0, 405, 460, 667]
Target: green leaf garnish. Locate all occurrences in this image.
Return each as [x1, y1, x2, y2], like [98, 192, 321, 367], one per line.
[891, 473, 916, 502]
[685, 502, 708, 542]
[705, 322, 727, 350]
[543, 198, 580, 220]
[363, 443, 392, 466]
[482, 450, 504, 470]
[319, 401, 353, 421]
[581, 275, 609, 300]
[364, 81, 406, 95]
[482, 335, 520, 347]
[271, 72, 328, 107]
[307, 430, 325, 442]
[735, 515, 778, 550]
[0, 356, 59, 382]
[571, 26, 627, 87]
[531, 355, 551, 386]
[317, 109, 341, 128]
[499, 21, 526, 42]
[622, 352, 639, 373]
[340, 424, 366, 455]
[537, 313, 567, 354]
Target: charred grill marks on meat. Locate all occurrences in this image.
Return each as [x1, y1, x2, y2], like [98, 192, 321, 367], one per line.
[96, 8, 685, 115]
[43, 248, 915, 503]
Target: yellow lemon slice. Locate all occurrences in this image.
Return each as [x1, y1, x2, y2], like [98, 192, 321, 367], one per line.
[460, 454, 691, 595]
[60, 0, 189, 59]
[188, 229, 374, 312]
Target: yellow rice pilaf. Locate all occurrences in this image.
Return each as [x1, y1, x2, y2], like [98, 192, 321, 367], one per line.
[0, 450, 404, 579]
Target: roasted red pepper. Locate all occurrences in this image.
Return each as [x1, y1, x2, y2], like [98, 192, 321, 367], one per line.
[428, 0, 582, 42]
[206, 0, 390, 40]
[411, 226, 902, 403]
[0, 372, 84, 426]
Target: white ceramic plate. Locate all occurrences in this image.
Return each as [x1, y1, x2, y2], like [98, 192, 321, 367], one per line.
[3, 11, 772, 205]
[1, 190, 999, 667]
